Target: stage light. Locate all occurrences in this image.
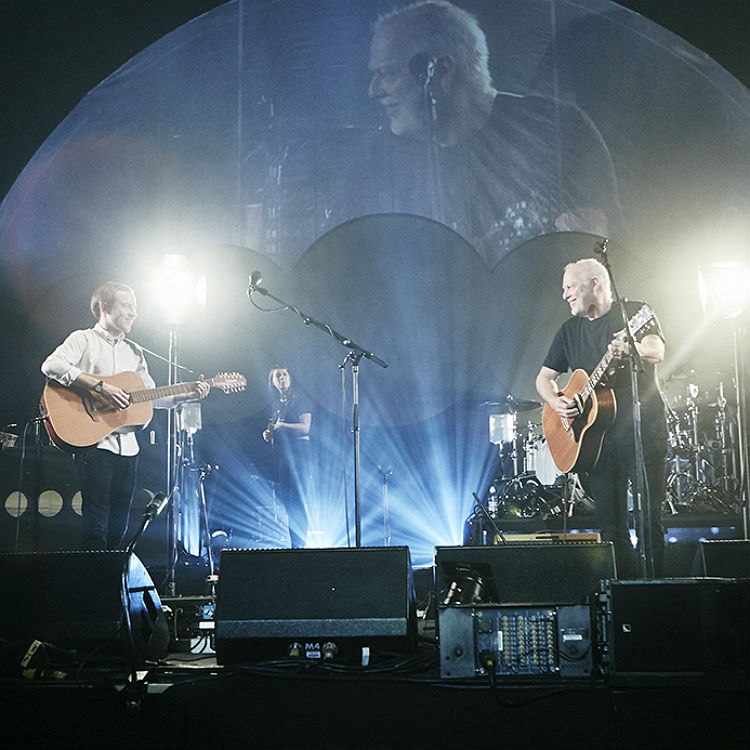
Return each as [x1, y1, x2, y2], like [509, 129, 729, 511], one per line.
[150, 253, 206, 326]
[698, 262, 750, 319]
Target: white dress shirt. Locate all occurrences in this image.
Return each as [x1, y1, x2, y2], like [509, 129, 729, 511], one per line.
[41, 323, 169, 456]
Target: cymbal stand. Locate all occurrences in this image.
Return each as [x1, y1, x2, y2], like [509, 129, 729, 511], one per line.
[686, 393, 702, 485]
[712, 381, 738, 498]
[196, 462, 218, 597]
[674, 393, 734, 513]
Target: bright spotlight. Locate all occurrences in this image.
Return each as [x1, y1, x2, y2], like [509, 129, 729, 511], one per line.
[151, 254, 207, 325]
[698, 262, 750, 319]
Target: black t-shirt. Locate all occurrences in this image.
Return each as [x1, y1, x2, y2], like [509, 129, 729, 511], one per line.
[269, 390, 312, 452]
[542, 300, 667, 446]
[328, 92, 621, 267]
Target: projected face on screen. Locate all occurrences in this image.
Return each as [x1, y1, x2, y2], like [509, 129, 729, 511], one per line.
[338, 1, 619, 267]
[367, 30, 427, 139]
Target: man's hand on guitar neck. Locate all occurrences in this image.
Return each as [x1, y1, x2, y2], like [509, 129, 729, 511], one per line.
[174, 375, 211, 403]
[608, 331, 665, 365]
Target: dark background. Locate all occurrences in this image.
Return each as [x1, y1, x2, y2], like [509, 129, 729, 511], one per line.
[1, 0, 748, 203]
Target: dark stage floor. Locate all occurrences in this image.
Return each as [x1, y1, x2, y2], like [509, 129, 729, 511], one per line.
[1, 635, 748, 750]
[2, 558, 749, 750]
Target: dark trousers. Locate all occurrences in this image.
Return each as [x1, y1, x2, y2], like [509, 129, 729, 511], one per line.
[580, 438, 666, 579]
[75, 448, 138, 550]
[275, 441, 311, 549]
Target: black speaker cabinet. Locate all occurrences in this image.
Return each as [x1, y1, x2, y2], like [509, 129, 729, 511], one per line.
[600, 578, 749, 677]
[699, 540, 750, 578]
[214, 546, 417, 664]
[434, 543, 616, 606]
[0, 551, 168, 665]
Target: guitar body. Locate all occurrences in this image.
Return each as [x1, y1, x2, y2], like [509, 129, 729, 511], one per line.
[542, 368, 617, 474]
[41, 372, 153, 451]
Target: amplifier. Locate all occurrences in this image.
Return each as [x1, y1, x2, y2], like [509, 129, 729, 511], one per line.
[439, 603, 593, 679]
[435, 543, 615, 606]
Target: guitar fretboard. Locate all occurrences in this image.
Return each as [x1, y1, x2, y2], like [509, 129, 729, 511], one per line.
[559, 305, 653, 429]
[128, 379, 211, 404]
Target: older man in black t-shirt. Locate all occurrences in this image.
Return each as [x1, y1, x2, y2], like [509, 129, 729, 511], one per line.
[536, 258, 668, 578]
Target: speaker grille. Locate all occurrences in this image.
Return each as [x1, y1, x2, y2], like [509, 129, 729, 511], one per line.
[214, 546, 416, 663]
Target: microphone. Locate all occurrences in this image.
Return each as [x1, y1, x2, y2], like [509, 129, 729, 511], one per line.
[247, 270, 267, 296]
[409, 52, 437, 88]
[145, 492, 169, 520]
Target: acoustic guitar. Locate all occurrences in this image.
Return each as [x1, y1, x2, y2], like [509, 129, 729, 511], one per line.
[542, 304, 656, 475]
[41, 370, 246, 452]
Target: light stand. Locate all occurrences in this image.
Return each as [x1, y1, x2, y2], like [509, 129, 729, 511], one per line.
[698, 262, 750, 538]
[247, 273, 387, 547]
[166, 324, 181, 595]
[151, 253, 206, 595]
[732, 322, 750, 538]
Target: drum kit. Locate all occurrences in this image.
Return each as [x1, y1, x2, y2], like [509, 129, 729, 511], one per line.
[662, 373, 740, 514]
[468, 371, 741, 535]
[476, 395, 593, 523]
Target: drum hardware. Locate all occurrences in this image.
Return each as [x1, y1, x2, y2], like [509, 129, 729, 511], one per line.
[712, 381, 738, 496]
[663, 376, 740, 515]
[487, 473, 563, 520]
[481, 398, 598, 521]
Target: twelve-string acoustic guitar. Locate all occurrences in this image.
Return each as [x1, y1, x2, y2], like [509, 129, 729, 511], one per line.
[40, 370, 246, 452]
[542, 304, 656, 475]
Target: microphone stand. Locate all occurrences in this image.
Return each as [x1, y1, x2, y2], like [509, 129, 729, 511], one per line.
[248, 279, 387, 547]
[422, 67, 446, 226]
[121, 491, 169, 697]
[596, 240, 654, 579]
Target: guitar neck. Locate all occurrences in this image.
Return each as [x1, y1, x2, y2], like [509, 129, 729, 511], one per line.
[576, 304, 653, 404]
[579, 347, 617, 403]
[129, 379, 209, 404]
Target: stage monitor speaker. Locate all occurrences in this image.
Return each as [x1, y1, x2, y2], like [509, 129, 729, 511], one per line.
[0, 551, 168, 665]
[600, 578, 749, 677]
[699, 540, 750, 578]
[434, 543, 615, 606]
[214, 546, 417, 664]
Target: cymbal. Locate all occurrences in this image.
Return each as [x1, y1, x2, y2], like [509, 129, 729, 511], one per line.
[480, 395, 542, 413]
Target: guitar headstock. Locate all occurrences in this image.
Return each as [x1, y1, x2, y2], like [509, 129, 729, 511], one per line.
[213, 372, 247, 394]
[629, 304, 657, 336]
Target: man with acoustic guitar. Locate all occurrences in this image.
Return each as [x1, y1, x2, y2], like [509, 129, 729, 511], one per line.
[535, 258, 668, 578]
[41, 281, 211, 550]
